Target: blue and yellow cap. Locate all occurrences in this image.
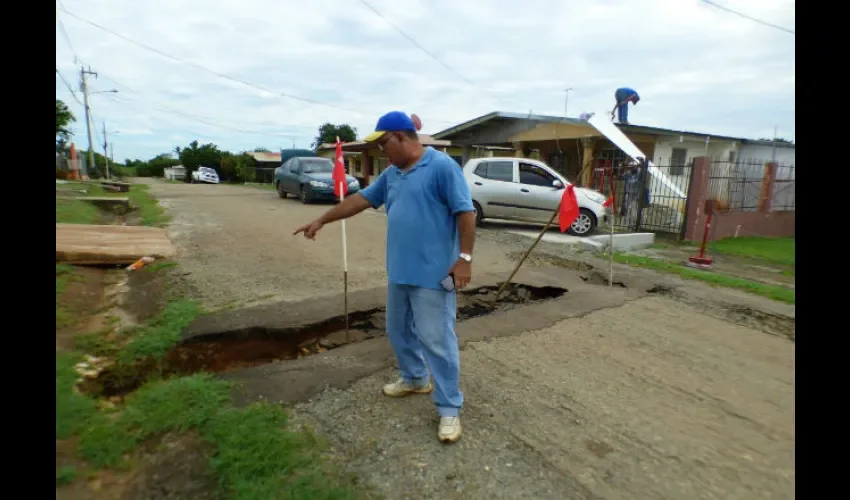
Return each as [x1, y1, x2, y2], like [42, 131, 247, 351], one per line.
[364, 111, 417, 142]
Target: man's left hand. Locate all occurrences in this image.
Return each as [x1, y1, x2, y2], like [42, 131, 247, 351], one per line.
[449, 259, 472, 289]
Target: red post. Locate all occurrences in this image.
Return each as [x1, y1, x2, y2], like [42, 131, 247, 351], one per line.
[687, 199, 715, 268]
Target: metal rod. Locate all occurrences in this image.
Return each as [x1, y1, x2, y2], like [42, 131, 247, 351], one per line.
[492, 205, 559, 304]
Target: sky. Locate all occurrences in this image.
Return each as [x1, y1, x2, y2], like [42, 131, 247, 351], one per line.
[55, 0, 795, 163]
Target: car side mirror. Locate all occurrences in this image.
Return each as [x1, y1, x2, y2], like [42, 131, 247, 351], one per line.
[552, 179, 564, 189]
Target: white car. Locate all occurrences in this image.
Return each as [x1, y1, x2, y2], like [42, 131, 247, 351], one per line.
[463, 157, 608, 236]
[192, 166, 220, 184]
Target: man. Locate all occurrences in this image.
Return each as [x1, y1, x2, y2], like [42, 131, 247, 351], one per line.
[293, 111, 476, 443]
[610, 87, 640, 125]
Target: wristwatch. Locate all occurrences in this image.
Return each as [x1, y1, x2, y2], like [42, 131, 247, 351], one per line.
[459, 252, 472, 263]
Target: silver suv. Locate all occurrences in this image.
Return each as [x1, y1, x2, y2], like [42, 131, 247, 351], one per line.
[463, 157, 608, 236]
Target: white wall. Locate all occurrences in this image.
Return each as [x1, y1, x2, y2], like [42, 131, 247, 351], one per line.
[738, 143, 795, 166]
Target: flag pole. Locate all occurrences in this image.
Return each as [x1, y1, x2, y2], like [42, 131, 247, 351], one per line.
[608, 206, 615, 287]
[336, 136, 350, 342]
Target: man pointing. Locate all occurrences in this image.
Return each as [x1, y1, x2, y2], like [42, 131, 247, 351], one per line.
[294, 111, 476, 443]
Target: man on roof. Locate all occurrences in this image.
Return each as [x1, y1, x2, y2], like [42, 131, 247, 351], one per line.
[610, 87, 640, 125]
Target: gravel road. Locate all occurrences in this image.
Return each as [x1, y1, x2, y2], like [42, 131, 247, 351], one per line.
[141, 179, 521, 310]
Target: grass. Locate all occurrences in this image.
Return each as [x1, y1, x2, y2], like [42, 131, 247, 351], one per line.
[710, 236, 795, 266]
[56, 264, 77, 329]
[116, 299, 201, 367]
[56, 197, 101, 224]
[144, 260, 178, 273]
[56, 261, 364, 498]
[613, 253, 795, 304]
[55, 181, 169, 226]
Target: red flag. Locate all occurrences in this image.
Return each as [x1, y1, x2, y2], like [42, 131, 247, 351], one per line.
[602, 196, 614, 208]
[333, 137, 348, 198]
[558, 185, 580, 232]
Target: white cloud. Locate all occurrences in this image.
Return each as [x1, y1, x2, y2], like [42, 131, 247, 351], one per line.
[55, 0, 795, 161]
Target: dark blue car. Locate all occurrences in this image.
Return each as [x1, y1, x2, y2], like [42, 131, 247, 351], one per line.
[274, 157, 360, 203]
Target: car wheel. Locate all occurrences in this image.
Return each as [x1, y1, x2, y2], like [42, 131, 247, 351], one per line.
[276, 182, 287, 199]
[300, 185, 310, 204]
[473, 201, 483, 226]
[567, 208, 597, 237]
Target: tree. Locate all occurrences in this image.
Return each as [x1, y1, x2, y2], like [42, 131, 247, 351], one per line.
[178, 140, 224, 182]
[253, 147, 271, 152]
[758, 137, 794, 144]
[56, 99, 76, 151]
[311, 123, 357, 150]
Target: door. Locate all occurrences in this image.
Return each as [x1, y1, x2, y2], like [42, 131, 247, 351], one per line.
[468, 159, 517, 219]
[514, 161, 565, 223]
[282, 158, 300, 192]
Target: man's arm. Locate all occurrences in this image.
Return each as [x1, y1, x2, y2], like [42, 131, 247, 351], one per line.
[318, 193, 372, 225]
[457, 211, 476, 255]
[293, 193, 371, 238]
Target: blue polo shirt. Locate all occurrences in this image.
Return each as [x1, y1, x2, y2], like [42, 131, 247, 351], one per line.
[359, 147, 474, 290]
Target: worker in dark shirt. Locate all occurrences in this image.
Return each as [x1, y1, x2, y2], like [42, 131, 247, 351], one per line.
[610, 88, 640, 125]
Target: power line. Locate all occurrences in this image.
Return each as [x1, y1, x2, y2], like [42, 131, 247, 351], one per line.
[57, 5, 460, 126]
[356, 0, 476, 86]
[56, 1, 81, 63]
[55, 68, 82, 105]
[93, 70, 309, 139]
[701, 0, 794, 35]
[58, 6, 370, 117]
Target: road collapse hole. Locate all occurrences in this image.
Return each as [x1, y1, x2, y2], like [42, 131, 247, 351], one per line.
[87, 284, 566, 397]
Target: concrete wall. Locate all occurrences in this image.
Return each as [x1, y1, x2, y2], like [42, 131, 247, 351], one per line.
[683, 157, 795, 241]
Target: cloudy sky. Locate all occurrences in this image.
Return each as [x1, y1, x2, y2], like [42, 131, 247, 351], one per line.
[55, 0, 795, 162]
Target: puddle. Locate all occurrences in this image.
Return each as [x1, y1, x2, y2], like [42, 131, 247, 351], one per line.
[87, 284, 566, 397]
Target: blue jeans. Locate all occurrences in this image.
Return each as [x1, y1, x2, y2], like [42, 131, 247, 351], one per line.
[614, 89, 630, 123]
[386, 283, 463, 417]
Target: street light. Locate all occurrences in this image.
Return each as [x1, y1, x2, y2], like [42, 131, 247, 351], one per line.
[91, 89, 118, 94]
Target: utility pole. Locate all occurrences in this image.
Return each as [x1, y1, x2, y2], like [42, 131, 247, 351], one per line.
[564, 88, 573, 117]
[771, 126, 778, 162]
[80, 66, 98, 178]
[102, 121, 110, 179]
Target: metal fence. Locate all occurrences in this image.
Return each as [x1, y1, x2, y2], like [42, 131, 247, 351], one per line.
[592, 160, 693, 234]
[707, 159, 795, 212]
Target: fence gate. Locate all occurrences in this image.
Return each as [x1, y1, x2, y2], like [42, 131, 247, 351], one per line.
[590, 158, 693, 236]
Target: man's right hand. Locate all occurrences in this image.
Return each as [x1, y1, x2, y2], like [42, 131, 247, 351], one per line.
[293, 219, 324, 240]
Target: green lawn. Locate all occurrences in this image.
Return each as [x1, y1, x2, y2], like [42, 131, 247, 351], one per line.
[55, 181, 169, 226]
[613, 253, 795, 304]
[710, 236, 795, 266]
[56, 263, 366, 499]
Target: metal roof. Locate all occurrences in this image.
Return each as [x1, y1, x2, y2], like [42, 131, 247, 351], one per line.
[317, 133, 451, 150]
[432, 111, 795, 148]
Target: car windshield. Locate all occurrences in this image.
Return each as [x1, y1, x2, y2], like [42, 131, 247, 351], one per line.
[302, 159, 334, 174]
[199, 168, 215, 174]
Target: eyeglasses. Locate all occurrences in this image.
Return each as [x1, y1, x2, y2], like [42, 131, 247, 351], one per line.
[376, 134, 395, 152]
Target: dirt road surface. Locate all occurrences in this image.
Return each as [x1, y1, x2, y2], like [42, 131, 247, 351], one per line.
[142, 179, 518, 310]
[142, 179, 795, 500]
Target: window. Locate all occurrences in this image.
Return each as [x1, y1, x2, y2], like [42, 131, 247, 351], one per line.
[519, 162, 556, 187]
[474, 161, 513, 182]
[670, 148, 687, 176]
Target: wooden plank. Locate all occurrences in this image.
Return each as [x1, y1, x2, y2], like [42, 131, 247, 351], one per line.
[56, 223, 177, 265]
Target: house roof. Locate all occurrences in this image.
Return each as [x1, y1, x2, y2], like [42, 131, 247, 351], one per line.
[318, 133, 451, 151]
[432, 111, 795, 148]
[248, 151, 282, 162]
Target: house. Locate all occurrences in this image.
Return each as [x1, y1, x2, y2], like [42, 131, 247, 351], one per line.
[315, 135, 516, 186]
[431, 111, 795, 220]
[164, 165, 186, 181]
[248, 151, 283, 169]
